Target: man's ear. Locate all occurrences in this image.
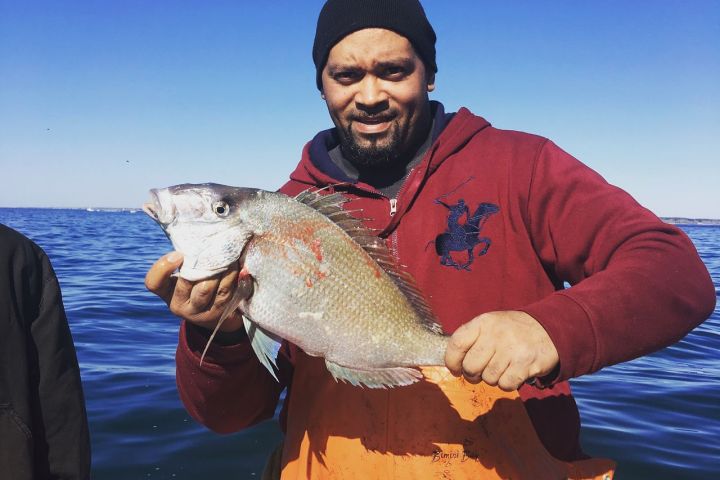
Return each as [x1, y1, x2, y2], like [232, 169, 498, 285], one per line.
[427, 73, 436, 92]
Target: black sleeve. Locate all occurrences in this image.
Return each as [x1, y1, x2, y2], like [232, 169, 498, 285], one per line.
[31, 251, 91, 479]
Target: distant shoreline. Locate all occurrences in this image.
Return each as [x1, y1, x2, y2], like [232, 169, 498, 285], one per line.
[661, 218, 720, 226]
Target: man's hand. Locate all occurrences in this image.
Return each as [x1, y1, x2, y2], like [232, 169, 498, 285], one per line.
[144, 252, 246, 333]
[444, 311, 559, 391]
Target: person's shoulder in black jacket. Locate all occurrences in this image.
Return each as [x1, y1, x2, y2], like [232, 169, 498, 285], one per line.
[0, 224, 91, 480]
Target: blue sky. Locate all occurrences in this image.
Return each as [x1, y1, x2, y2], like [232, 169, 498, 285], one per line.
[1, 1, 718, 217]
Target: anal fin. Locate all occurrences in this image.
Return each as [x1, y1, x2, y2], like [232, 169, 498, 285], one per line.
[324, 360, 423, 389]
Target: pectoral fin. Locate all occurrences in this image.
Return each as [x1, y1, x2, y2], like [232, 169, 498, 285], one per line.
[324, 360, 423, 389]
[243, 315, 282, 382]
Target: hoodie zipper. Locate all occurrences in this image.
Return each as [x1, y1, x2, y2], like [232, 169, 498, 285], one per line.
[388, 160, 419, 218]
[389, 198, 398, 216]
[387, 166, 416, 256]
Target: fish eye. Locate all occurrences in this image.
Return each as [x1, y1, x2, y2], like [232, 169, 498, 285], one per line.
[212, 201, 230, 217]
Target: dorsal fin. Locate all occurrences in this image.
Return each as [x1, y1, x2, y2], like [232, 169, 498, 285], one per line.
[295, 188, 444, 335]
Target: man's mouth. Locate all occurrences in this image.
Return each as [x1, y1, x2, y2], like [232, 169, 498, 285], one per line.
[352, 115, 395, 135]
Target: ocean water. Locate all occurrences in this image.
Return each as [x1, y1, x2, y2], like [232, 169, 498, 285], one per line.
[0, 208, 717, 480]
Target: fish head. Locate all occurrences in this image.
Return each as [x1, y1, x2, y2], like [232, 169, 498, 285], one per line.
[144, 183, 259, 281]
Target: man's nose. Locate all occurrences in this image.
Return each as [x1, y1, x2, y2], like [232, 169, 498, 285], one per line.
[355, 76, 388, 110]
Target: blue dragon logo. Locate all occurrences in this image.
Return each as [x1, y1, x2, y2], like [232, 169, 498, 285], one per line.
[432, 179, 499, 271]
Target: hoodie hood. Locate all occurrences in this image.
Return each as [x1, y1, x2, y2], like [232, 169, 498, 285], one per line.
[288, 101, 491, 191]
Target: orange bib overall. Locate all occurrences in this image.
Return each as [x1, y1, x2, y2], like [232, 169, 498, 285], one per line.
[273, 353, 615, 479]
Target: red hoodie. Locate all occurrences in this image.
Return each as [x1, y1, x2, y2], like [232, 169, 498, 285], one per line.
[175, 102, 715, 462]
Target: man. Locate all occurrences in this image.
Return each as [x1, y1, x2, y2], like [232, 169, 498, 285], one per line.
[0, 224, 91, 479]
[145, 0, 715, 477]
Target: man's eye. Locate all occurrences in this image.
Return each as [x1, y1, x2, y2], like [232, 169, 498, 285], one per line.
[333, 71, 360, 82]
[379, 65, 407, 80]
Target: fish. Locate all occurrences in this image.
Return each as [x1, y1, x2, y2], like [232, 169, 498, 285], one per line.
[143, 183, 447, 388]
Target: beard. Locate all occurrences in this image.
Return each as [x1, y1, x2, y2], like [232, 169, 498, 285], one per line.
[337, 120, 404, 169]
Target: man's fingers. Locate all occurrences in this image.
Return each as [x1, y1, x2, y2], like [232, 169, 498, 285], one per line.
[188, 262, 243, 312]
[145, 252, 183, 302]
[146, 255, 248, 333]
[497, 366, 530, 392]
[444, 311, 560, 390]
[215, 264, 240, 306]
[445, 319, 482, 375]
[189, 277, 221, 310]
[460, 341, 494, 383]
[481, 356, 510, 387]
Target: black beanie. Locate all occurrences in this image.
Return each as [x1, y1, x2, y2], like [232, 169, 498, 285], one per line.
[312, 0, 437, 90]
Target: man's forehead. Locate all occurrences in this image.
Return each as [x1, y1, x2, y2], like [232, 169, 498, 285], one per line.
[326, 28, 418, 66]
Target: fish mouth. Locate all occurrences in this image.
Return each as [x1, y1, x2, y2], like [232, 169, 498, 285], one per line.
[142, 189, 176, 227]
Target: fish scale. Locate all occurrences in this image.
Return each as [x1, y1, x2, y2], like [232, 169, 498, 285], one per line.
[243, 225, 420, 365]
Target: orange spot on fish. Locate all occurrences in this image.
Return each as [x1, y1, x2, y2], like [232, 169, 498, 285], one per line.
[305, 277, 313, 288]
[310, 238, 323, 262]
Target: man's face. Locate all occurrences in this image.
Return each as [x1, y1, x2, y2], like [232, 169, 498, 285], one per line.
[321, 28, 435, 169]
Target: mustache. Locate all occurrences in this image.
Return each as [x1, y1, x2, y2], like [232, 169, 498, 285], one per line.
[348, 111, 398, 123]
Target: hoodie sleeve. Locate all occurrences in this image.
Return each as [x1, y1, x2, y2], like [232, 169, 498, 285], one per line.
[175, 321, 290, 433]
[520, 140, 716, 383]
